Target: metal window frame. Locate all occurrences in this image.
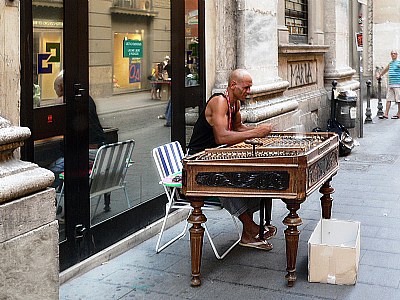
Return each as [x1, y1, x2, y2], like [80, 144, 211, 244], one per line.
[285, 0, 308, 44]
[171, 0, 206, 150]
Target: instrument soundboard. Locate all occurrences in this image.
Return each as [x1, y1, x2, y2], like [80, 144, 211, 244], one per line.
[194, 133, 331, 160]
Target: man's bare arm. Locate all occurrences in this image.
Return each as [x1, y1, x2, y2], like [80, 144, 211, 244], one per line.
[377, 64, 389, 78]
[206, 96, 273, 145]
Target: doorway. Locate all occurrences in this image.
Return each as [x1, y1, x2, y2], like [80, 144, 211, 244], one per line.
[20, 0, 205, 271]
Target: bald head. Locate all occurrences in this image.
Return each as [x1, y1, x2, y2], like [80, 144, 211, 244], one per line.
[228, 69, 252, 86]
[391, 50, 398, 61]
[227, 69, 252, 101]
[54, 74, 63, 97]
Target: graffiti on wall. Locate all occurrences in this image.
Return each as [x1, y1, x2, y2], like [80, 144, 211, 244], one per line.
[288, 60, 317, 88]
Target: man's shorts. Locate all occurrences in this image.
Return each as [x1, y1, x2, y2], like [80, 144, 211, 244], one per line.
[386, 87, 400, 103]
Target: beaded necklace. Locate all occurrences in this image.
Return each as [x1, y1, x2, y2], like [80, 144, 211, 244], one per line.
[225, 89, 236, 131]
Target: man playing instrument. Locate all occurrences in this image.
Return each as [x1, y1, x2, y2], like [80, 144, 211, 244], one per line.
[188, 69, 277, 251]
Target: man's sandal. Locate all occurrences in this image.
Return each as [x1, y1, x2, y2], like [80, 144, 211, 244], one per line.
[239, 240, 273, 251]
[264, 225, 277, 239]
[255, 225, 277, 240]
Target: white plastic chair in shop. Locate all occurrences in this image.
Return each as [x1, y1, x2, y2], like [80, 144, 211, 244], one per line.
[56, 140, 135, 220]
[152, 141, 241, 259]
[89, 140, 135, 219]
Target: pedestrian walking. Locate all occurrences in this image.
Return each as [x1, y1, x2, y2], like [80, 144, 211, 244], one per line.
[376, 50, 400, 119]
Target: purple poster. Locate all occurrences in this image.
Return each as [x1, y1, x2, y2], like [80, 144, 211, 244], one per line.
[129, 61, 141, 83]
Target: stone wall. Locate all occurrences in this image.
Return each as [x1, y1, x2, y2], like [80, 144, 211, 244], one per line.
[0, 190, 59, 300]
[89, 0, 113, 98]
[278, 46, 331, 131]
[0, 118, 58, 300]
[202, 0, 355, 133]
[0, 0, 20, 127]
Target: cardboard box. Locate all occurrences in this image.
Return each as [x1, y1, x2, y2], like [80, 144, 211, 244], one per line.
[308, 219, 360, 285]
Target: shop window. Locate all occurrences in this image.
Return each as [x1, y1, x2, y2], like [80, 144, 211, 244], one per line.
[185, 0, 199, 87]
[285, 0, 308, 44]
[32, 3, 63, 108]
[113, 32, 144, 93]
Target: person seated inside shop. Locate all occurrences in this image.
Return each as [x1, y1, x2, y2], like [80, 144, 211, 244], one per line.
[53, 73, 65, 105]
[49, 72, 111, 214]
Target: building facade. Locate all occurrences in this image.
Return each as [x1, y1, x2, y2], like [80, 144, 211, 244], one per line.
[203, 0, 362, 136]
[3, 1, 400, 128]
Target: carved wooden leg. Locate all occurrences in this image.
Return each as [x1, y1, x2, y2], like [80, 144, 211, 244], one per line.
[259, 198, 273, 240]
[319, 177, 334, 219]
[259, 198, 265, 239]
[187, 198, 207, 286]
[283, 202, 302, 287]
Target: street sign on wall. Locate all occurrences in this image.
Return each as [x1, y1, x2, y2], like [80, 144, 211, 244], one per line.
[123, 40, 143, 58]
[355, 32, 363, 52]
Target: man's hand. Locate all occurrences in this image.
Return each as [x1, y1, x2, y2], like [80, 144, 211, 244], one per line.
[253, 123, 274, 138]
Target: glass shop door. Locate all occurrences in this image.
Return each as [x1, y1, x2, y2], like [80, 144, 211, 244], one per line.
[21, 0, 92, 269]
[21, 0, 175, 271]
[171, 0, 205, 147]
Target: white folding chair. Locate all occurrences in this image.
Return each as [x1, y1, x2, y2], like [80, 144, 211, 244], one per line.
[152, 141, 241, 259]
[90, 140, 135, 220]
[56, 140, 135, 220]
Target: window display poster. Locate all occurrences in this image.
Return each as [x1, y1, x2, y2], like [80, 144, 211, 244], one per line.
[129, 59, 141, 83]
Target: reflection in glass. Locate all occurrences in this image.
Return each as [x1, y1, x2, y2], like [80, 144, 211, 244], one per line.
[184, 0, 201, 149]
[113, 32, 144, 93]
[32, 1, 65, 242]
[30, 0, 174, 249]
[185, 0, 199, 87]
[32, 2, 63, 107]
[89, 0, 171, 226]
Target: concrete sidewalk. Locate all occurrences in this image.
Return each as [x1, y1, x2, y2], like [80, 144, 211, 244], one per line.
[94, 91, 166, 116]
[60, 100, 400, 299]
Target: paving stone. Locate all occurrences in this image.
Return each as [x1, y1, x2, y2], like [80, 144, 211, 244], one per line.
[336, 282, 400, 300]
[357, 265, 400, 288]
[361, 250, 400, 270]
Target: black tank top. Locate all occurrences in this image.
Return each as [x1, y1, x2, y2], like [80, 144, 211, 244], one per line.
[188, 93, 234, 155]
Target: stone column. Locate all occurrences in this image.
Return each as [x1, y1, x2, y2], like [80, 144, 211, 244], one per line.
[236, 0, 288, 91]
[0, 117, 58, 300]
[205, 0, 294, 127]
[0, 1, 20, 126]
[213, 0, 237, 90]
[212, 0, 289, 95]
[308, 0, 325, 45]
[235, 0, 292, 124]
[323, 0, 358, 91]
